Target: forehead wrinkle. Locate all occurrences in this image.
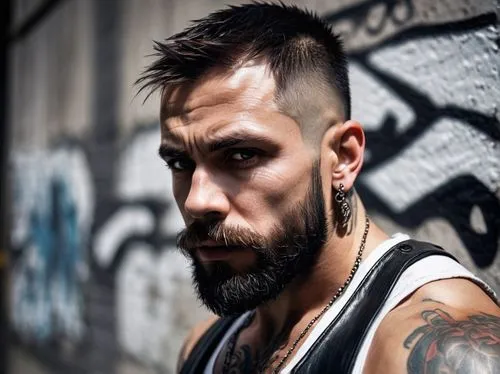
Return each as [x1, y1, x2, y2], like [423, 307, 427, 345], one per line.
[163, 112, 242, 141]
[167, 87, 274, 125]
[161, 60, 276, 121]
[162, 90, 280, 145]
[162, 93, 236, 124]
[162, 76, 242, 119]
[160, 127, 184, 149]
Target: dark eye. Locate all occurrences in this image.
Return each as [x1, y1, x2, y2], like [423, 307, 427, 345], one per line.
[229, 149, 257, 161]
[166, 158, 194, 171]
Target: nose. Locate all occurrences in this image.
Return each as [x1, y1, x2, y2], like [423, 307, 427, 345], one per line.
[183, 167, 230, 220]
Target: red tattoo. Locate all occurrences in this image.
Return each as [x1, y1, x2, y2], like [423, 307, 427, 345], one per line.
[404, 309, 500, 373]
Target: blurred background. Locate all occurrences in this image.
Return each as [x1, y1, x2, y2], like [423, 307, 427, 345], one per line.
[1, 0, 499, 373]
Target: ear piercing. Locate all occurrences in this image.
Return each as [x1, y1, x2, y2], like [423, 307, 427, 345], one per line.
[335, 183, 351, 228]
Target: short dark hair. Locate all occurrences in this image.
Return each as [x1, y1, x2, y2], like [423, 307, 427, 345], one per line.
[137, 2, 351, 120]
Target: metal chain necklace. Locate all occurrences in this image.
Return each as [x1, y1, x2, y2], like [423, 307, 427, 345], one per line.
[222, 215, 370, 374]
[269, 215, 370, 373]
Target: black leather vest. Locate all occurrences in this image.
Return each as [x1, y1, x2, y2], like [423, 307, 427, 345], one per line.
[180, 240, 456, 374]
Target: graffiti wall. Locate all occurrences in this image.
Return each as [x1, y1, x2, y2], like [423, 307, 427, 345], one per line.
[324, 1, 500, 287]
[93, 127, 205, 368]
[9, 146, 93, 350]
[6, 0, 499, 373]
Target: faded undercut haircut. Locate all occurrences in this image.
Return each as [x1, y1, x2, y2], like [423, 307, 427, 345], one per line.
[137, 2, 351, 121]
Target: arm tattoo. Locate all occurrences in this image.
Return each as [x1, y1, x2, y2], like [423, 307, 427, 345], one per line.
[404, 308, 500, 373]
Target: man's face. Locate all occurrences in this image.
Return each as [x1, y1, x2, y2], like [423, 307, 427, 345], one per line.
[160, 62, 328, 315]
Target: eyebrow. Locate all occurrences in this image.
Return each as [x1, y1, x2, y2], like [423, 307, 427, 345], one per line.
[158, 145, 187, 160]
[207, 137, 245, 152]
[158, 133, 278, 160]
[208, 133, 280, 151]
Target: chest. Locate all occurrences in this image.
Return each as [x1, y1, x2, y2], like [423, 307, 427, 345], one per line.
[183, 241, 455, 374]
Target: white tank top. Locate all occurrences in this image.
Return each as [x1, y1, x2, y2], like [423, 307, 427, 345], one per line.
[204, 234, 495, 373]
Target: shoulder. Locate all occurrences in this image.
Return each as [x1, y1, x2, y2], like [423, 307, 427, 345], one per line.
[364, 278, 500, 374]
[176, 315, 220, 373]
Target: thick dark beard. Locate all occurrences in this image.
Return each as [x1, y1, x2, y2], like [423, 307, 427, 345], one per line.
[176, 162, 327, 316]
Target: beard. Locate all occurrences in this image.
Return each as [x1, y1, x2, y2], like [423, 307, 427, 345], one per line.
[176, 162, 327, 316]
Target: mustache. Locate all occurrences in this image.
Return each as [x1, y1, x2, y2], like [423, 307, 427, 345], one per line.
[177, 220, 268, 252]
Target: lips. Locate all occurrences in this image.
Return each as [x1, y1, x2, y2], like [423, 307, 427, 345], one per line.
[196, 245, 243, 262]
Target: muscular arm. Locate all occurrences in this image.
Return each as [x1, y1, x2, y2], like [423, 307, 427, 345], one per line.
[365, 279, 500, 374]
[404, 306, 500, 373]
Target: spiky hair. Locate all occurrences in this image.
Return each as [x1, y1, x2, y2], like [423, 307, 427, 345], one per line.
[137, 2, 350, 119]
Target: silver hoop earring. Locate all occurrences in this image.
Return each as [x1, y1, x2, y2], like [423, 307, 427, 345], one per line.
[335, 183, 351, 228]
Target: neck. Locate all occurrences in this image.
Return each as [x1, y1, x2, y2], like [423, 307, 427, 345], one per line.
[252, 198, 389, 340]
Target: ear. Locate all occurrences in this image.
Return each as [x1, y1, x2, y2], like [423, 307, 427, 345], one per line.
[324, 120, 365, 192]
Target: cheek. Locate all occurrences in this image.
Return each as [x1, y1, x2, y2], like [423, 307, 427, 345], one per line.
[266, 176, 310, 210]
[172, 177, 190, 213]
[266, 160, 312, 202]
[235, 164, 312, 221]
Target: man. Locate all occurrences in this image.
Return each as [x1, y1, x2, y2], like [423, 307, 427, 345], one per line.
[138, 3, 500, 373]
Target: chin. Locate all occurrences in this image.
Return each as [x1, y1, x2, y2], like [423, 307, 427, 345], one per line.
[190, 256, 292, 316]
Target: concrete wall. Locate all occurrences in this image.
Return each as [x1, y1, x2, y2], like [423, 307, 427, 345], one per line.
[6, 0, 500, 373]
